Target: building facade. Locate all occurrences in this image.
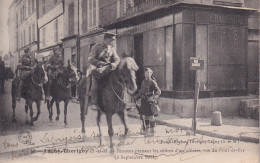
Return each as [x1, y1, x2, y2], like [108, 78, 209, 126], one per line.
[101, 0, 259, 117]
[37, 0, 64, 61]
[8, 0, 37, 71]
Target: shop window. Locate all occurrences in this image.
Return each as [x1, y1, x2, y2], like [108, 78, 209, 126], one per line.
[165, 26, 173, 90]
[88, 0, 99, 29]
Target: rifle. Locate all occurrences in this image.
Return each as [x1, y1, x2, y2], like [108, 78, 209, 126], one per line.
[133, 98, 145, 132]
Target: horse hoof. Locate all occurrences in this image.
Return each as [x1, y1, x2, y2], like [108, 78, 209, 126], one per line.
[56, 117, 59, 121]
[33, 117, 38, 121]
[12, 119, 17, 123]
[110, 147, 115, 155]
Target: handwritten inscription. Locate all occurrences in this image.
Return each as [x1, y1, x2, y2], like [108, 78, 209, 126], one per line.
[2, 141, 18, 149]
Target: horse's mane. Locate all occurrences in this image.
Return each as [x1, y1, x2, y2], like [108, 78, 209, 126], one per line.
[118, 57, 139, 71]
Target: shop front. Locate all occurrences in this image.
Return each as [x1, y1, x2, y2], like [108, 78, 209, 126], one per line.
[106, 3, 256, 117]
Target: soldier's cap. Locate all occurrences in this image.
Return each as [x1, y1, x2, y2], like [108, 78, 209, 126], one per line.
[103, 32, 117, 40]
[24, 48, 31, 54]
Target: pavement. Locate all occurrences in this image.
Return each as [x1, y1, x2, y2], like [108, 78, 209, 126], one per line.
[70, 99, 260, 144]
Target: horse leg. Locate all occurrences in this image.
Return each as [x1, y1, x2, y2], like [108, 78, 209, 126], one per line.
[64, 100, 68, 126]
[11, 81, 17, 123]
[81, 98, 86, 133]
[55, 101, 60, 121]
[50, 98, 55, 121]
[118, 110, 129, 138]
[97, 110, 103, 146]
[25, 104, 30, 124]
[29, 103, 34, 126]
[106, 113, 115, 154]
[34, 101, 41, 121]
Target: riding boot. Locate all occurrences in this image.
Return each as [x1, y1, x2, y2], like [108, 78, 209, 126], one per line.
[146, 121, 156, 137]
[141, 120, 150, 135]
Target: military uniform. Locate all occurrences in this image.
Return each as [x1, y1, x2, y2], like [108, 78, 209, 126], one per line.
[135, 68, 161, 136]
[17, 49, 36, 100]
[88, 42, 120, 106]
[46, 50, 63, 99]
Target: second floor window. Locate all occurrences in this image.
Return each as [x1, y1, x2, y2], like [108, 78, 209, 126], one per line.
[42, 27, 46, 47]
[42, 0, 45, 14]
[54, 19, 59, 42]
[88, 0, 98, 29]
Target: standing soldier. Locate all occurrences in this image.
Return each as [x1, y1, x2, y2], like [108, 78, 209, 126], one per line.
[46, 46, 63, 101]
[134, 68, 161, 136]
[17, 48, 44, 100]
[87, 32, 120, 110]
[0, 56, 5, 94]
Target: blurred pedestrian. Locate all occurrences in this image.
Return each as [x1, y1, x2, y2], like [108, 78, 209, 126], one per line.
[0, 56, 6, 94]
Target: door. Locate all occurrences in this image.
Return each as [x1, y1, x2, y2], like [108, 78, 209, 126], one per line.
[134, 34, 144, 89]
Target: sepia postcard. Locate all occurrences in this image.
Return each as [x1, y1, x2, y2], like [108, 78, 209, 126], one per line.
[0, 0, 259, 163]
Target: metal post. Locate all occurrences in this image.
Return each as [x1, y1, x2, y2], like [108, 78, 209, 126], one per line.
[192, 70, 200, 136]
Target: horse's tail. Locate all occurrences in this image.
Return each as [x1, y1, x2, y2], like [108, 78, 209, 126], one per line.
[11, 78, 18, 110]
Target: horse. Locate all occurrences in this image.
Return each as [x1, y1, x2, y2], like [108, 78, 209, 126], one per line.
[11, 61, 48, 126]
[45, 61, 79, 126]
[79, 57, 139, 153]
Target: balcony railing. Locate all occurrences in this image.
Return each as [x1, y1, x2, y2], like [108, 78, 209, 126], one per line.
[100, 0, 176, 26]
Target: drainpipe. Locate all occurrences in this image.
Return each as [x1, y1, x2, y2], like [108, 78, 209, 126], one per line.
[77, 0, 80, 70]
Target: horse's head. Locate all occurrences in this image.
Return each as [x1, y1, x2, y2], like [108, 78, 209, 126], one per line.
[33, 60, 48, 84]
[117, 57, 139, 94]
[64, 61, 79, 86]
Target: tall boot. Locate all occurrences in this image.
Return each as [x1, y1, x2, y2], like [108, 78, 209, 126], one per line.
[146, 121, 156, 137]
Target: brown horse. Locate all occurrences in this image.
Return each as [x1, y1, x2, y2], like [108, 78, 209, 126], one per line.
[45, 62, 79, 126]
[11, 62, 48, 126]
[79, 57, 139, 153]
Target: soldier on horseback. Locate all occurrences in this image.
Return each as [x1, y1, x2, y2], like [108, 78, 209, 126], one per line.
[17, 48, 44, 101]
[88, 32, 120, 109]
[46, 45, 64, 101]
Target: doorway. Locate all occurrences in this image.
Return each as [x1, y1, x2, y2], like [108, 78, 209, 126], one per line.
[134, 34, 144, 89]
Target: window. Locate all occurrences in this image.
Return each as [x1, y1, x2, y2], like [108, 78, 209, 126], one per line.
[32, 0, 35, 12]
[88, 0, 98, 29]
[42, 27, 46, 47]
[32, 23, 35, 41]
[68, 3, 74, 35]
[42, 0, 45, 14]
[54, 19, 58, 42]
[28, 0, 30, 14]
[20, 8, 22, 22]
[23, 5, 26, 20]
[20, 33, 23, 48]
[29, 26, 31, 43]
[16, 31, 19, 49]
[16, 13, 18, 28]
[24, 30, 26, 46]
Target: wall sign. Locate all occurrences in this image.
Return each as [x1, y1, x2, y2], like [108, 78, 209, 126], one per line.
[209, 12, 248, 26]
[190, 57, 204, 70]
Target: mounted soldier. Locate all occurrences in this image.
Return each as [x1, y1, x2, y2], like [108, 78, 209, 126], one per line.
[87, 32, 120, 110]
[46, 45, 64, 101]
[17, 48, 44, 101]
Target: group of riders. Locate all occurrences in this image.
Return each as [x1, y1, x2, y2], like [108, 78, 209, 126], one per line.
[15, 32, 161, 136]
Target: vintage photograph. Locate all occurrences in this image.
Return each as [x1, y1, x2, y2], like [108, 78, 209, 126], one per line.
[0, 0, 259, 163]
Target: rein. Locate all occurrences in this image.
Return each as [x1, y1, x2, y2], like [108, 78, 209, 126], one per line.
[31, 69, 42, 87]
[109, 70, 128, 105]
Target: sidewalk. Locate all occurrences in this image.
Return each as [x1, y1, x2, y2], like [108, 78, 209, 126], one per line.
[128, 109, 259, 143]
[70, 99, 259, 144]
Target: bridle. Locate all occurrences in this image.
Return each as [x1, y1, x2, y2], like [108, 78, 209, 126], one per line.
[57, 67, 77, 88]
[110, 71, 128, 105]
[31, 66, 44, 87]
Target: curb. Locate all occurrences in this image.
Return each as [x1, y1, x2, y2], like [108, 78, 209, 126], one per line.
[127, 113, 259, 144]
